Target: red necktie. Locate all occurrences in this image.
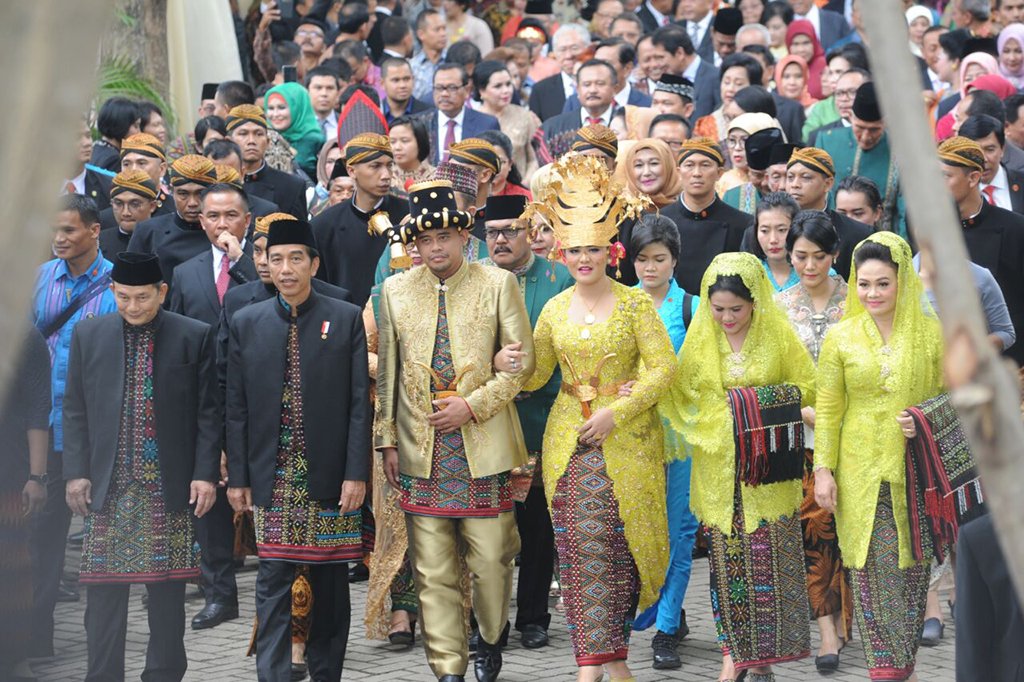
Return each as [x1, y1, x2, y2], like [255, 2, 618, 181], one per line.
[587, 117, 602, 126]
[982, 185, 996, 205]
[442, 119, 456, 163]
[216, 254, 231, 305]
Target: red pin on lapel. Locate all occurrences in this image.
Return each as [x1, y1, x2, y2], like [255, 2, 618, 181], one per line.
[321, 321, 330, 340]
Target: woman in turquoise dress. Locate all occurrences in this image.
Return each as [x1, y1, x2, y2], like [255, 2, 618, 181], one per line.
[746, 192, 800, 292]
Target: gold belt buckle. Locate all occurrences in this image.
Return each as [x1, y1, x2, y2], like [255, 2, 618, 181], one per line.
[575, 384, 598, 402]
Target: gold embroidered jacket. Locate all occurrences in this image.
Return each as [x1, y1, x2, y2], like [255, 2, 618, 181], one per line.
[374, 260, 535, 478]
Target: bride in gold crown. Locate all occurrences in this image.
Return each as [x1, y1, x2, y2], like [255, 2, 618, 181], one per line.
[505, 153, 677, 682]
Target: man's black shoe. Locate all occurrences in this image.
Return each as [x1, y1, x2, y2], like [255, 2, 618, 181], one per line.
[438, 676, 465, 681]
[191, 602, 239, 630]
[520, 624, 548, 649]
[56, 581, 79, 603]
[474, 639, 502, 682]
[651, 630, 682, 670]
[290, 662, 308, 681]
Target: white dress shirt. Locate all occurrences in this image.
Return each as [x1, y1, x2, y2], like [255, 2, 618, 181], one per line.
[643, 0, 669, 27]
[438, 108, 466, 156]
[579, 106, 614, 127]
[614, 82, 634, 109]
[560, 71, 576, 101]
[689, 11, 713, 51]
[795, 4, 821, 39]
[318, 111, 339, 145]
[982, 165, 1013, 210]
[683, 54, 702, 83]
[64, 169, 86, 195]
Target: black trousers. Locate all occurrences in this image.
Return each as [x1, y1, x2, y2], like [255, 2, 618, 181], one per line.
[255, 561, 350, 682]
[29, 445, 72, 657]
[514, 484, 554, 630]
[194, 486, 238, 606]
[84, 581, 187, 682]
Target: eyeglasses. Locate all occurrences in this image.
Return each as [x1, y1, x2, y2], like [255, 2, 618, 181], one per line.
[834, 88, 858, 99]
[112, 199, 148, 212]
[484, 227, 526, 240]
[726, 137, 748, 149]
[433, 84, 465, 94]
[295, 29, 324, 38]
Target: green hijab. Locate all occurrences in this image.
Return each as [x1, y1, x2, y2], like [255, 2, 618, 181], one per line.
[265, 82, 326, 175]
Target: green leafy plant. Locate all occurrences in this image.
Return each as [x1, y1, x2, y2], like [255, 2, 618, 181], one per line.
[95, 54, 176, 132]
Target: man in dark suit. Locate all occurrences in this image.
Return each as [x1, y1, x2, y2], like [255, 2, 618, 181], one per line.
[227, 218, 370, 682]
[312, 134, 407, 308]
[381, 57, 432, 125]
[541, 59, 619, 161]
[128, 155, 222, 298]
[636, 0, 674, 34]
[98, 133, 173, 230]
[424, 63, 500, 166]
[226, 104, 308, 221]
[959, 114, 1024, 215]
[790, 0, 852, 50]
[366, 0, 400, 62]
[529, 23, 591, 121]
[954, 515, 1024, 682]
[651, 26, 720, 121]
[167, 184, 256, 631]
[562, 38, 653, 112]
[63, 252, 219, 682]
[786, 146, 873, 281]
[678, 0, 715, 63]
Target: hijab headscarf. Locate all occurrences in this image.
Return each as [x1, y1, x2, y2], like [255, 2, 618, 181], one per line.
[660, 251, 815, 533]
[775, 55, 818, 107]
[958, 51, 999, 98]
[785, 20, 827, 100]
[998, 23, 1024, 88]
[265, 82, 326, 176]
[615, 138, 685, 208]
[965, 73, 1017, 99]
[624, 105, 657, 141]
[906, 6, 934, 58]
[315, 139, 340, 188]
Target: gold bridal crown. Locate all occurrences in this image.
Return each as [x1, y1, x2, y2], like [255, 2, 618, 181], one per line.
[521, 152, 651, 250]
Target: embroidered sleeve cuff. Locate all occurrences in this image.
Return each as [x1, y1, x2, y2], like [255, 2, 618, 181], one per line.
[373, 418, 398, 449]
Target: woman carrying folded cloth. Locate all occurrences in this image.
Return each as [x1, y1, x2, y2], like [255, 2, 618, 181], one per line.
[510, 152, 677, 682]
[813, 232, 944, 682]
[661, 251, 815, 682]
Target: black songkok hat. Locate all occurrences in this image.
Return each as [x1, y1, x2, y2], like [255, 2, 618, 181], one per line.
[961, 36, 998, 60]
[483, 195, 528, 223]
[201, 82, 219, 100]
[713, 7, 743, 36]
[112, 252, 163, 286]
[744, 128, 785, 172]
[403, 180, 474, 240]
[851, 82, 882, 123]
[330, 160, 350, 181]
[768, 142, 799, 167]
[266, 218, 318, 252]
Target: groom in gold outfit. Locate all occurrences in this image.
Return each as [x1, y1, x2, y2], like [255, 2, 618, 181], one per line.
[374, 179, 535, 682]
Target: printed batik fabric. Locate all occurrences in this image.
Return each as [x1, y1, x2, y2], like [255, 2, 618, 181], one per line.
[400, 288, 511, 518]
[255, 318, 363, 563]
[80, 321, 198, 584]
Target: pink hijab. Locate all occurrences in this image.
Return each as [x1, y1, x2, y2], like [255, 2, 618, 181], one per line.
[958, 52, 1000, 98]
[774, 55, 817, 108]
[998, 23, 1024, 89]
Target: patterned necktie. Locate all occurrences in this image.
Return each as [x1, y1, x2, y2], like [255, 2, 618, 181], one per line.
[982, 185, 996, 205]
[442, 119, 456, 163]
[216, 253, 231, 304]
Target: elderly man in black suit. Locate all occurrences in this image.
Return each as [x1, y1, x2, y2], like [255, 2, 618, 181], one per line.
[227, 217, 371, 682]
[529, 23, 592, 121]
[168, 182, 257, 631]
[63, 252, 219, 682]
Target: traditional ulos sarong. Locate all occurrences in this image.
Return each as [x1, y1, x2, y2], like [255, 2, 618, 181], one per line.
[800, 450, 853, 638]
[551, 442, 639, 666]
[848, 483, 929, 681]
[705, 384, 810, 669]
[80, 322, 198, 584]
[254, 318, 364, 564]
[0, 490, 32, 664]
[904, 393, 986, 564]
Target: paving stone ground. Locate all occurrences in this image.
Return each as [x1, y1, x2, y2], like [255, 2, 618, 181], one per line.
[34, 523, 957, 681]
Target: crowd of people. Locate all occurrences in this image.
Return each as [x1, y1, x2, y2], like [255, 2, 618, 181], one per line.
[4, 0, 1024, 681]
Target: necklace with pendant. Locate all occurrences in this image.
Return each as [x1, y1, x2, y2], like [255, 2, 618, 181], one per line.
[575, 286, 606, 339]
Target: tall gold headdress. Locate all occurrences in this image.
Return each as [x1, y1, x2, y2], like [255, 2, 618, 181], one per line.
[521, 153, 651, 275]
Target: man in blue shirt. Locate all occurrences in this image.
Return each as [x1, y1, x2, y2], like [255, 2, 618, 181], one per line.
[29, 194, 116, 658]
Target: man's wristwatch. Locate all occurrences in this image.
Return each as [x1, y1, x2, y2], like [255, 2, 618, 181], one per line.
[28, 473, 49, 485]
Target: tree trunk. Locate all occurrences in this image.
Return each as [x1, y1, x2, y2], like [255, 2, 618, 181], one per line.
[0, 0, 117, 388]
[861, 0, 1024, 605]
[102, 0, 170, 106]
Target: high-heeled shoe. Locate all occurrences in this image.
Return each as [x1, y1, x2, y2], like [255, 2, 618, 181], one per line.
[388, 618, 416, 648]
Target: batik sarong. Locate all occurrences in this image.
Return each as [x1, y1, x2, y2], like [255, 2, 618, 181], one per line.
[551, 442, 639, 666]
